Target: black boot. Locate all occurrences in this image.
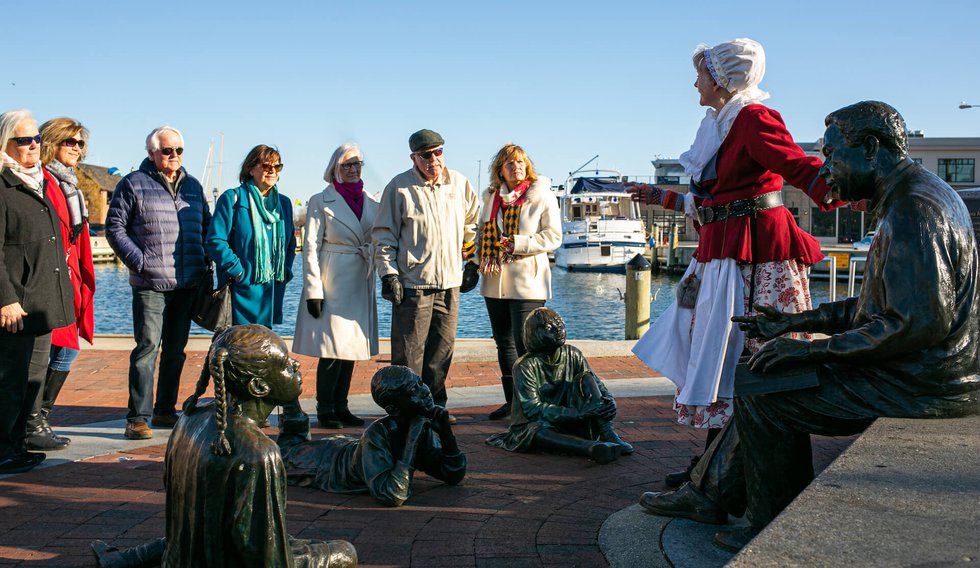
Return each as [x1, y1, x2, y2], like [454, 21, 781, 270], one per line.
[534, 429, 622, 464]
[25, 369, 70, 451]
[598, 421, 634, 454]
[488, 375, 513, 420]
[92, 538, 166, 568]
[280, 399, 311, 439]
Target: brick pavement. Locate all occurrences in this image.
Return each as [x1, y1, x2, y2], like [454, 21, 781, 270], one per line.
[0, 351, 855, 567]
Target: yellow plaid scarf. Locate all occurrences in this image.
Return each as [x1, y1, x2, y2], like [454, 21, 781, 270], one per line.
[478, 180, 530, 274]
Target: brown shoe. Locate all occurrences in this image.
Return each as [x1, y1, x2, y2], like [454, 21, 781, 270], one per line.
[639, 483, 728, 524]
[125, 422, 153, 440]
[150, 413, 179, 428]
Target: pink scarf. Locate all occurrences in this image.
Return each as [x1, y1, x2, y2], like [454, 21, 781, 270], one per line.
[334, 180, 365, 219]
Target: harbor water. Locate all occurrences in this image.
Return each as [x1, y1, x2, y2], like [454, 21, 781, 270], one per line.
[93, 257, 838, 340]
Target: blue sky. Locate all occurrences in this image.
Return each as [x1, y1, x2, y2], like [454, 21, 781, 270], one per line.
[4, 0, 979, 202]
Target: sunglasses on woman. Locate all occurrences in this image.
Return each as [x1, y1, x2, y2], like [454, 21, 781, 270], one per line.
[160, 147, 184, 156]
[414, 147, 443, 160]
[62, 138, 86, 150]
[260, 163, 284, 173]
[11, 135, 42, 147]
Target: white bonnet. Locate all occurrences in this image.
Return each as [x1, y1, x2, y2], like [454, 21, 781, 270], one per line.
[692, 38, 766, 94]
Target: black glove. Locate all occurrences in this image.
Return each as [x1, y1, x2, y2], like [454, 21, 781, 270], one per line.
[381, 274, 403, 305]
[460, 262, 479, 293]
[307, 299, 323, 318]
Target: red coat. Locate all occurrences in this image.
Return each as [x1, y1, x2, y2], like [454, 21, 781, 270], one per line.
[44, 168, 96, 348]
[691, 104, 841, 265]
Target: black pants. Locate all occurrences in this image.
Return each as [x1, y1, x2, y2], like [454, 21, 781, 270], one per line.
[390, 288, 459, 406]
[484, 297, 544, 402]
[692, 364, 879, 527]
[315, 358, 356, 415]
[0, 331, 51, 460]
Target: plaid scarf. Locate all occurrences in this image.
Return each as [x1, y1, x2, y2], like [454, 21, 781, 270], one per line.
[478, 180, 531, 274]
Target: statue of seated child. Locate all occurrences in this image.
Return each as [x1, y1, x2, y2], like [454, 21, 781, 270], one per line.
[486, 307, 633, 463]
[92, 324, 356, 568]
[277, 365, 466, 507]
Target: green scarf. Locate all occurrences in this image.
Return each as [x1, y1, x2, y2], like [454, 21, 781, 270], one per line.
[245, 180, 286, 283]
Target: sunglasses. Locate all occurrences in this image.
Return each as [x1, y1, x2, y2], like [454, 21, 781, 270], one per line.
[11, 135, 42, 147]
[62, 138, 86, 150]
[340, 160, 364, 170]
[260, 163, 284, 174]
[160, 147, 184, 156]
[415, 147, 444, 160]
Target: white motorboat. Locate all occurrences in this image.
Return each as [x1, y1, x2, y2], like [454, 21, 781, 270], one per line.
[554, 170, 647, 271]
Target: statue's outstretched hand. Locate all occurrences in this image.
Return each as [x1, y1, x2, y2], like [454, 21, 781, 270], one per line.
[747, 337, 811, 372]
[732, 304, 792, 340]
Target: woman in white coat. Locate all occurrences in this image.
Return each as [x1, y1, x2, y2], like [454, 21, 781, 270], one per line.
[293, 143, 379, 428]
[476, 144, 561, 420]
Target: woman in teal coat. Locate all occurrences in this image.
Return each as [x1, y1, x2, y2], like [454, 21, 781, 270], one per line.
[206, 145, 295, 328]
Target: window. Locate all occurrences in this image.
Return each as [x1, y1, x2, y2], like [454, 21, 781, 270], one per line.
[938, 158, 975, 183]
[810, 206, 836, 238]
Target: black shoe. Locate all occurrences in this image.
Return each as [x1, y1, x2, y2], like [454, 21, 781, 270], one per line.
[665, 456, 700, 488]
[639, 483, 728, 524]
[0, 452, 45, 474]
[597, 423, 634, 455]
[336, 409, 364, 427]
[317, 412, 344, 429]
[588, 442, 622, 465]
[25, 425, 70, 451]
[151, 413, 179, 428]
[713, 525, 762, 552]
[488, 403, 511, 421]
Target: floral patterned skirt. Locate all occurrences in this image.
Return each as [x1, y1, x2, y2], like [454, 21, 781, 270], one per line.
[674, 259, 813, 428]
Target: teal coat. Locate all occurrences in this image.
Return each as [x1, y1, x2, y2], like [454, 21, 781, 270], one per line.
[205, 184, 296, 327]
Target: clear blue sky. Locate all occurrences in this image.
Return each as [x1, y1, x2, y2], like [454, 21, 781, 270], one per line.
[4, 0, 980, 203]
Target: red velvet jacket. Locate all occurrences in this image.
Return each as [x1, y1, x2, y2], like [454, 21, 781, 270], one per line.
[45, 168, 95, 348]
[687, 104, 841, 265]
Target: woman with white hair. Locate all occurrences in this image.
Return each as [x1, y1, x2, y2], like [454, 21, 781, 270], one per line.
[0, 109, 75, 473]
[292, 143, 379, 428]
[630, 38, 843, 487]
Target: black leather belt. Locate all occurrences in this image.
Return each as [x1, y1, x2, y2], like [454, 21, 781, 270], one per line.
[697, 191, 783, 224]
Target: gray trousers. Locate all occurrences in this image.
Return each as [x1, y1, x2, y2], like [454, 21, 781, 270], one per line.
[390, 288, 459, 406]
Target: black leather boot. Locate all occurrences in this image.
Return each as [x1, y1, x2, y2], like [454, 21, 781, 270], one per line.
[41, 369, 71, 443]
[488, 376, 513, 420]
[25, 369, 70, 451]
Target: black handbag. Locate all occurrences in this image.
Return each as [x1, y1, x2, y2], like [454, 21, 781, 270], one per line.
[192, 266, 232, 331]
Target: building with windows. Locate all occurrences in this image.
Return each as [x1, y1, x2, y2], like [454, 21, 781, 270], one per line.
[644, 135, 980, 245]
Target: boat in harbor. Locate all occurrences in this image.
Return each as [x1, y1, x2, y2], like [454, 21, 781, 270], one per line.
[554, 170, 647, 271]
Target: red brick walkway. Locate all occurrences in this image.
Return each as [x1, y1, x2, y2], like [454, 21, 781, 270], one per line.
[0, 353, 854, 567]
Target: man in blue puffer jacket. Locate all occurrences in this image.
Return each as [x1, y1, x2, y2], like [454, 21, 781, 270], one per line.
[106, 126, 211, 441]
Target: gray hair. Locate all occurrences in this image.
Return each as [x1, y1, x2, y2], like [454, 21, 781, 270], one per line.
[145, 126, 185, 153]
[323, 142, 363, 184]
[0, 109, 36, 155]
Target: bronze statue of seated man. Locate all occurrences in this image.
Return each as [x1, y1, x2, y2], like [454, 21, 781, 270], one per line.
[639, 101, 980, 553]
[277, 365, 466, 507]
[92, 324, 356, 568]
[486, 307, 633, 463]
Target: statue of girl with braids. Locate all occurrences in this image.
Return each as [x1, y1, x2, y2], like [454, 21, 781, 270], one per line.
[92, 324, 357, 568]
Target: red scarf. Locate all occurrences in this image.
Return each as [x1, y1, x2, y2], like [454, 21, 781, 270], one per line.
[488, 179, 531, 224]
[334, 180, 365, 219]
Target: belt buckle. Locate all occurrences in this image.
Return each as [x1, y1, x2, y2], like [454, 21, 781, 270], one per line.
[700, 207, 714, 224]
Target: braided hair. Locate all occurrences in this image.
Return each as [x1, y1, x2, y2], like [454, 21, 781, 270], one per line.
[180, 325, 286, 456]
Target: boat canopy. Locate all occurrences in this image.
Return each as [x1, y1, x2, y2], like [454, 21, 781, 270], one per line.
[569, 177, 628, 194]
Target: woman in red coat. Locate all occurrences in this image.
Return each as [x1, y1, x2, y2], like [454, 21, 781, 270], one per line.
[631, 38, 843, 487]
[23, 118, 96, 451]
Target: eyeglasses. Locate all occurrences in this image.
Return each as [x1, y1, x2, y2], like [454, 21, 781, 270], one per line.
[62, 138, 86, 150]
[414, 147, 444, 160]
[159, 147, 184, 156]
[340, 160, 364, 170]
[11, 135, 42, 147]
[260, 163, 284, 173]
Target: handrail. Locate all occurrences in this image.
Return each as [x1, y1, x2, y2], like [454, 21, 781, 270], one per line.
[848, 257, 867, 298]
[811, 256, 837, 302]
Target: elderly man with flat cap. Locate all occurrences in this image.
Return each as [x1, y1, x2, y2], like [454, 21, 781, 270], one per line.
[373, 130, 480, 419]
[639, 101, 980, 552]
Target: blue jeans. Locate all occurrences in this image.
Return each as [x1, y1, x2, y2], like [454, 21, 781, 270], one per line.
[48, 345, 80, 372]
[128, 288, 195, 423]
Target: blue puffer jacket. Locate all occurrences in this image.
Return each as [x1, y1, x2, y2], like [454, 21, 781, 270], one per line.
[105, 158, 212, 291]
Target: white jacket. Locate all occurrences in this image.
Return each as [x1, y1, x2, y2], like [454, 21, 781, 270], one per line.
[292, 185, 380, 360]
[477, 176, 561, 300]
[372, 167, 480, 290]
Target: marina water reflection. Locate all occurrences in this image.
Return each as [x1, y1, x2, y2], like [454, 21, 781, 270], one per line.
[93, 257, 836, 341]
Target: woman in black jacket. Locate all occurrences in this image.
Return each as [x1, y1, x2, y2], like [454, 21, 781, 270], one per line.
[0, 109, 74, 474]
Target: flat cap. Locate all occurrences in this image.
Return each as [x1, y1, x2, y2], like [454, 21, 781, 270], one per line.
[409, 129, 445, 153]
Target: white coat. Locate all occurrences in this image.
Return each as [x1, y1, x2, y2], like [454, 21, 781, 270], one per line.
[292, 184, 380, 360]
[477, 176, 562, 300]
